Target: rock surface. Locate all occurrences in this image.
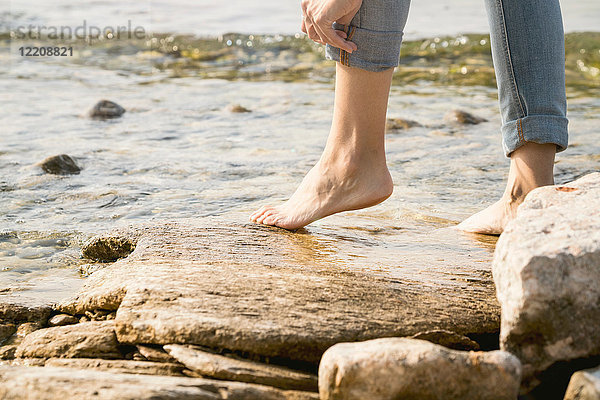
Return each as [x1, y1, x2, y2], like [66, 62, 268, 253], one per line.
[318, 337, 521, 400]
[493, 173, 600, 389]
[0, 366, 319, 400]
[89, 100, 126, 119]
[409, 329, 480, 351]
[165, 344, 318, 391]
[82, 234, 137, 262]
[564, 365, 600, 400]
[15, 320, 121, 359]
[58, 219, 499, 363]
[45, 358, 185, 376]
[137, 345, 179, 363]
[0, 324, 16, 344]
[48, 314, 79, 327]
[36, 154, 81, 175]
[0, 303, 51, 325]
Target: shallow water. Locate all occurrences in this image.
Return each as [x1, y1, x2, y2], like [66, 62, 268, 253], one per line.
[1, 3, 600, 307]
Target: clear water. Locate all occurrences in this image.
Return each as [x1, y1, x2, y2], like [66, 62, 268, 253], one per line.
[1, 1, 599, 307]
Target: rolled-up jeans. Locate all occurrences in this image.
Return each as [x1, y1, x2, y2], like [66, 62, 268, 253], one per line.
[325, 0, 569, 157]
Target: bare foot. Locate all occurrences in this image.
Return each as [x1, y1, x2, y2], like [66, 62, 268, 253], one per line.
[249, 158, 393, 230]
[456, 194, 520, 235]
[457, 142, 556, 235]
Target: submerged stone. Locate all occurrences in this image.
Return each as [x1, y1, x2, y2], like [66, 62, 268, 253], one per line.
[385, 118, 422, 131]
[443, 109, 487, 125]
[229, 104, 252, 113]
[58, 219, 499, 364]
[89, 100, 126, 119]
[318, 337, 521, 400]
[493, 173, 600, 392]
[0, 366, 319, 400]
[37, 154, 81, 175]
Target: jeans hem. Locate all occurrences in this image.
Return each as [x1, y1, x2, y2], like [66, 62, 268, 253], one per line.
[325, 23, 403, 72]
[502, 114, 569, 157]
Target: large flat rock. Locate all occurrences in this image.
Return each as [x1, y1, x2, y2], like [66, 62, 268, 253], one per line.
[0, 366, 318, 400]
[493, 172, 600, 390]
[58, 219, 499, 363]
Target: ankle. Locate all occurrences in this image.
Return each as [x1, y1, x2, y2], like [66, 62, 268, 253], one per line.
[503, 142, 556, 202]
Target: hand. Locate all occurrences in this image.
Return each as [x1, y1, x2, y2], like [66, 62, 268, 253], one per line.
[301, 0, 361, 53]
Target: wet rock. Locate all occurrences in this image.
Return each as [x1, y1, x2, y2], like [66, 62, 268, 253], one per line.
[0, 366, 320, 400]
[82, 235, 136, 262]
[137, 345, 179, 363]
[58, 219, 499, 364]
[15, 320, 121, 359]
[165, 344, 318, 391]
[0, 324, 16, 344]
[89, 100, 126, 119]
[564, 365, 600, 400]
[45, 358, 185, 376]
[493, 173, 600, 391]
[0, 345, 16, 360]
[229, 104, 251, 113]
[318, 337, 521, 400]
[79, 262, 107, 276]
[443, 109, 487, 125]
[410, 329, 480, 351]
[0, 302, 51, 325]
[37, 154, 81, 175]
[48, 314, 79, 327]
[385, 117, 422, 131]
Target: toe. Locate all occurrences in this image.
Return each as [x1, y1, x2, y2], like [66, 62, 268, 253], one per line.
[250, 205, 270, 221]
[256, 209, 275, 224]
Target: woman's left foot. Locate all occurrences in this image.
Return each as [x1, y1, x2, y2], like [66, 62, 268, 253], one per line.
[457, 142, 556, 235]
[456, 194, 521, 235]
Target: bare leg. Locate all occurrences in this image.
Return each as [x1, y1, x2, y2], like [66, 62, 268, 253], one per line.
[457, 142, 556, 235]
[250, 63, 394, 229]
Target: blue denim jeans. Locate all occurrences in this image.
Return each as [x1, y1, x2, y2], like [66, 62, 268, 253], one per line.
[325, 0, 569, 156]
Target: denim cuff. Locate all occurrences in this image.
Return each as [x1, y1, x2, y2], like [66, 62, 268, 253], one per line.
[325, 22, 403, 72]
[502, 114, 569, 157]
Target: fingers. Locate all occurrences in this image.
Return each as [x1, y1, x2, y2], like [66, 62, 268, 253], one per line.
[303, 16, 325, 45]
[301, 14, 357, 52]
[313, 21, 357, 53]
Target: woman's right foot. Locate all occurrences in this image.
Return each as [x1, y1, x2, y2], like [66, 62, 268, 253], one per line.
[250, 156, 393, 230]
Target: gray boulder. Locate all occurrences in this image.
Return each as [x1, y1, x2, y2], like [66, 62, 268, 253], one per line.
[493, 172, 600, 390]
[318, 337, 521, 400]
